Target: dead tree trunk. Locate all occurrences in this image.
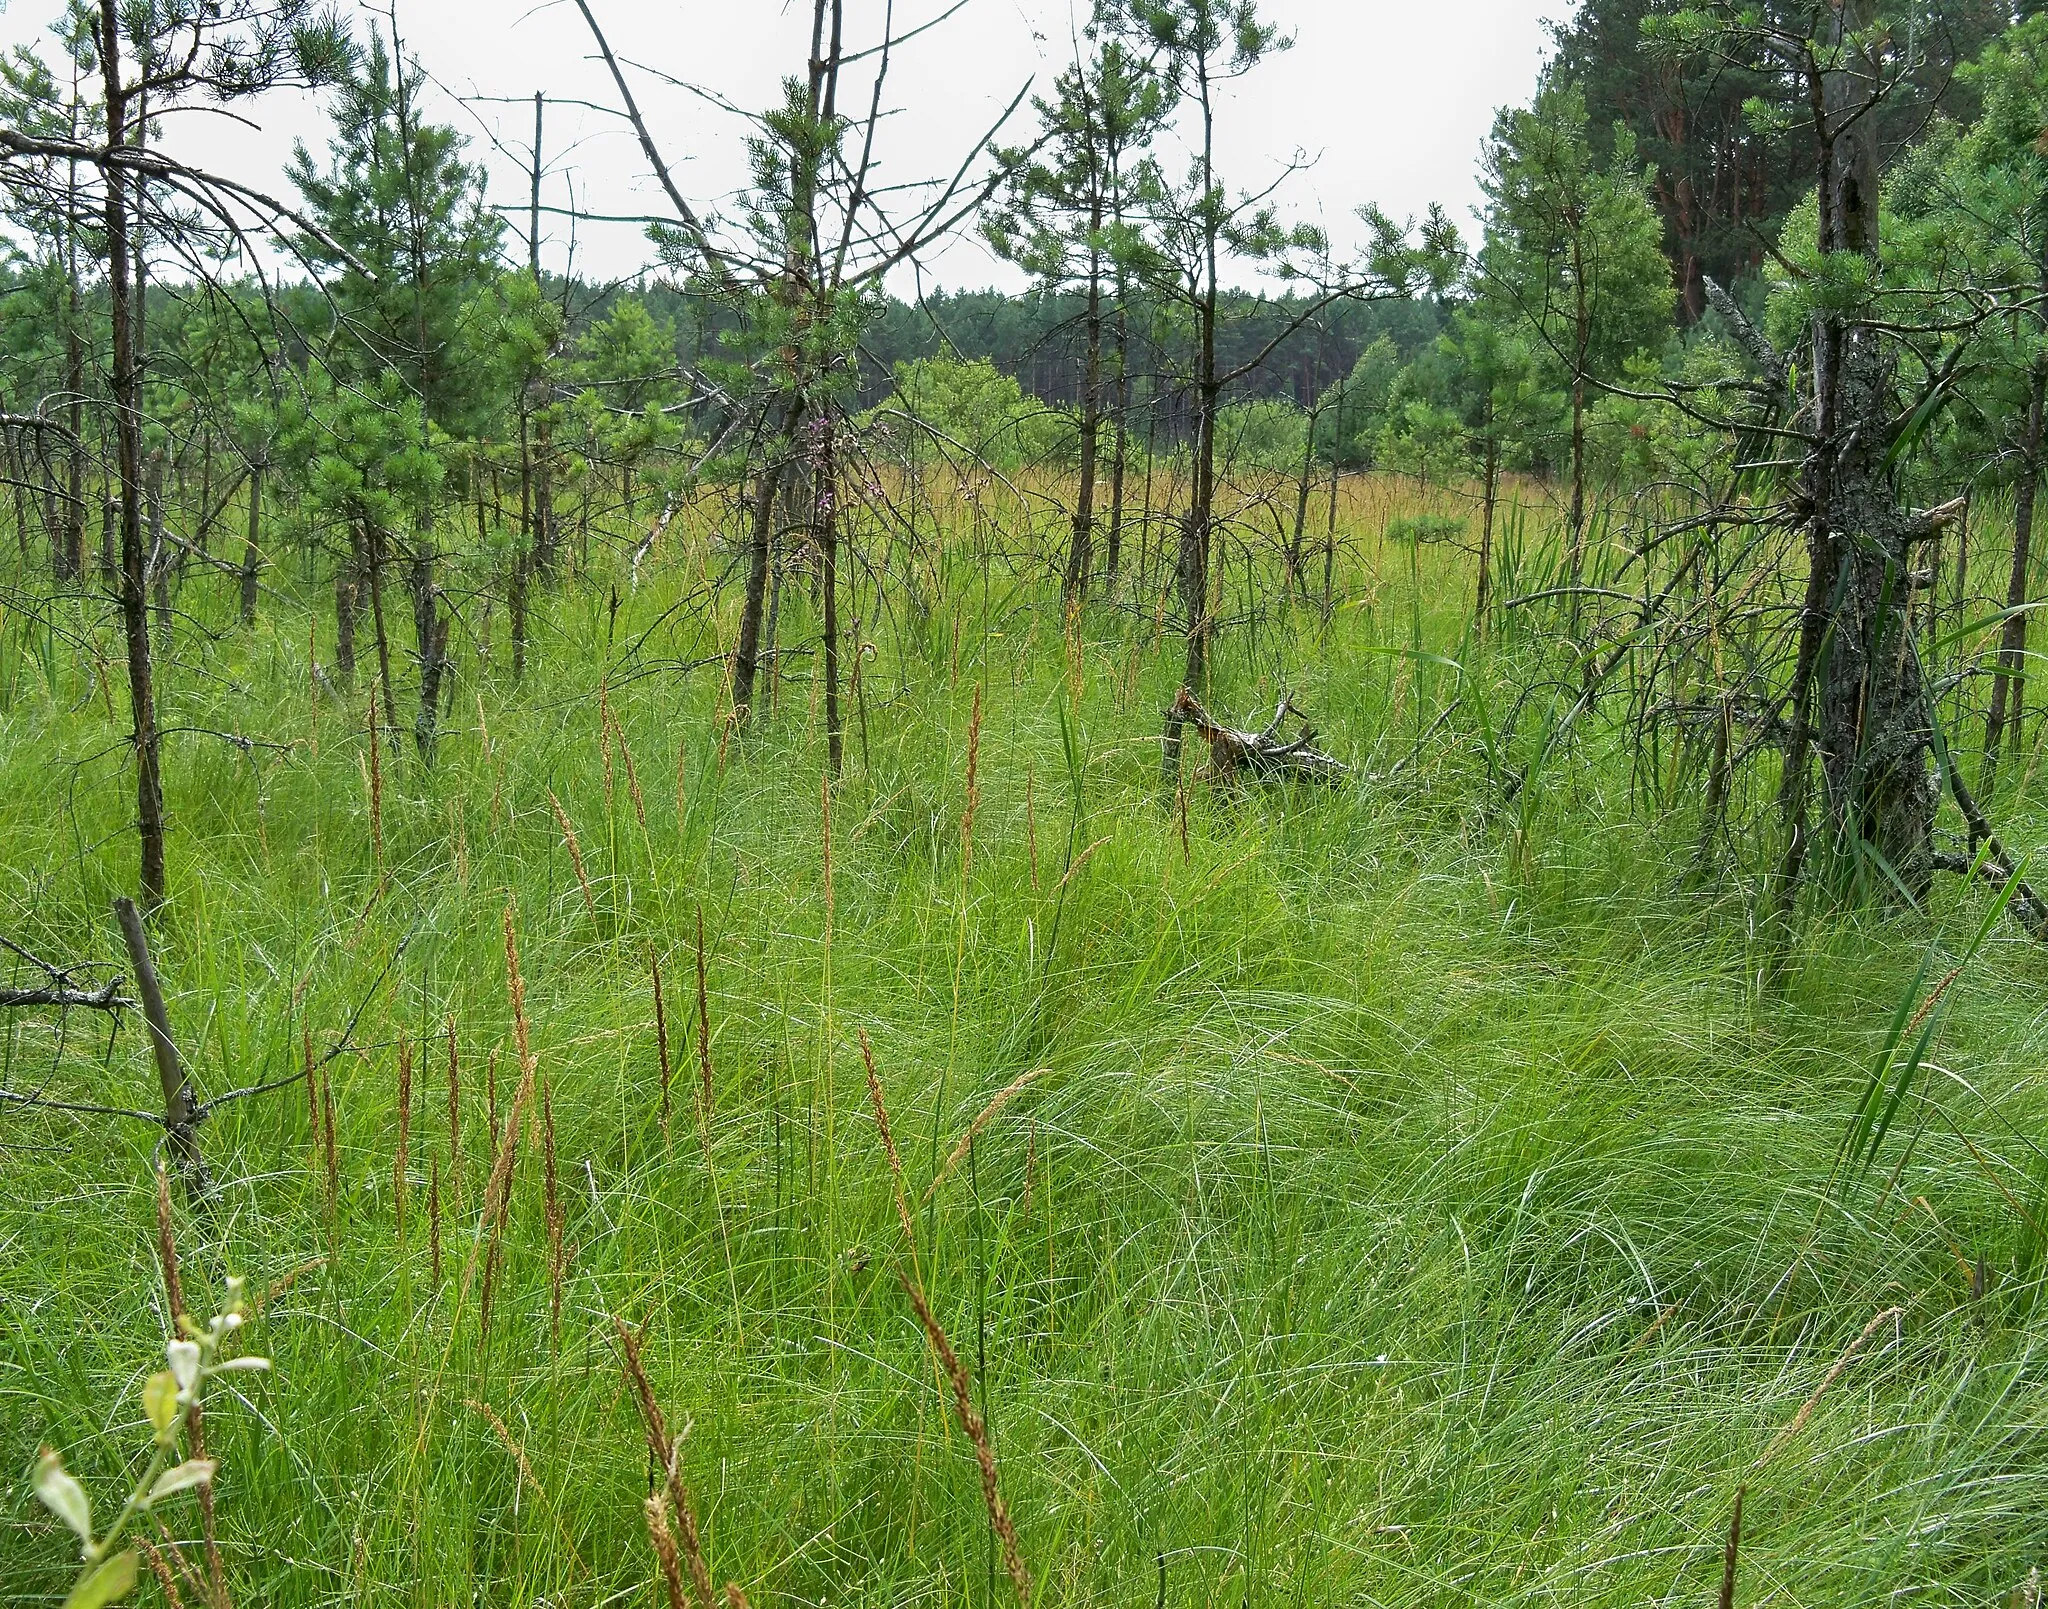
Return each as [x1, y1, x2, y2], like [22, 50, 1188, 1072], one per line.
[411, 551, 448, 762]
[1106, 301, 1131, 594]
[516, 397, 534, 677]
[1806, 7, 1940, 905]
[4, 428, 27, 562]
[819, 411, 844, 777]
[733, 403, 798, 723]
[60, 225, 85, 581]
[113, 894, 208, 1198]
[1983, 360, 2044, 795]
[534, 413, 559, 575]
[509, 547, 528, 682]
[1066, 211, 1106, 606]
[238, 460, 263, 628]
[1161, 303, 1220, 788]
[1289, 396, 1317, 593]
[364, 521, 398, 734]
[1477, 432, 1500, 627]
[147, 451, 171, 660]
[1159, 62, 1225, 791]
[1704, 0, 1978, 922]
[102, 8, 168, 915]
[1566, 244, 1590, 634]
[334, 527, 362, 689]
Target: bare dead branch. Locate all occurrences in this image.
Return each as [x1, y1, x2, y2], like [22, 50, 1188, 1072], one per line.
[113, 896, 211, 1198]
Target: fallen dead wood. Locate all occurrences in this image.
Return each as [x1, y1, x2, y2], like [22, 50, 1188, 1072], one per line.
[1934, 766, 2048, 941]
[0, 981, 132, 1010]
[0, 930, 131, 1012]
[1168, 688, 1348, 786]
[630, 494, 680, 591]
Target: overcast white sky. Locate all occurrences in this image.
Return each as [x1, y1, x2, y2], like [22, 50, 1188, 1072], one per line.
[0, 0, 1557, 290]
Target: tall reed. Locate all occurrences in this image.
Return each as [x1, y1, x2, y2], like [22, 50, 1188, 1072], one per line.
[394, 1030, 412, 1242]
[694, 904, 714, 1126]
[651, 946, 672, 1137]
[444, 1015, 461, 1207]
[542, 1067, 563, 1345]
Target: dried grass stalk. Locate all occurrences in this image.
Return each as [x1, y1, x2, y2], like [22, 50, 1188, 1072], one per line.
[468, 1397, 581, 1561]
[858, 1030, 917, 1249]
[923, 1069, 1045, 1206]
[1754, 1306, 1903, 1469]
[614, 1315, 716, 1609]
[477, 903, 542, 1345]
[599, 679, 616, 818]
[1717, 1485, 1745, 1609]
[645, 1493, 690, 1609]
[899, 1272, 1030, 1608]
[549, 790, 599, 924]
[613, 707, 650, 834]
[139, 1535, 187, 1609]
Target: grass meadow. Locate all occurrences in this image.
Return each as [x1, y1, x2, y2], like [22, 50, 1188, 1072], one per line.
[2, 472, 2046, 1606]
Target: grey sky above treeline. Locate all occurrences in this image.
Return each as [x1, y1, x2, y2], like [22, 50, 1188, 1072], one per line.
[0, 0, 1556, 290]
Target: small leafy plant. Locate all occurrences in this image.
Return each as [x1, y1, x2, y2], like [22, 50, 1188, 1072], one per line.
[31, 1277, 269, 1608]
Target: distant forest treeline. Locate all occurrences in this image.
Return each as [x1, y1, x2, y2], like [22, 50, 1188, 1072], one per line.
[574, 282, 1448, 427]
[547, 0, 2020, 416]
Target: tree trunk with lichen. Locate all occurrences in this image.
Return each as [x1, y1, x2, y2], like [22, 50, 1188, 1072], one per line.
[1791, 0, 1938, 908]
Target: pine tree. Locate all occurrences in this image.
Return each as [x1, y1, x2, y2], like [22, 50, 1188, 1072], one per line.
[987, 19, 1166, 602]
[287, 32, 503, 437]
[1551, 0, 2004, 319]
[1114, 0, 1300, 782]
[289, 32, 503, 755]
[571, 297, 684, 525]
[1478, 80, 1673, 618]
